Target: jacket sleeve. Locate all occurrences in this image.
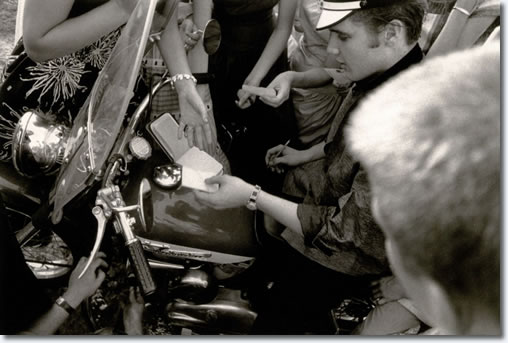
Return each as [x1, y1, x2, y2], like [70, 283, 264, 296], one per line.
[296, 168, 388, 275]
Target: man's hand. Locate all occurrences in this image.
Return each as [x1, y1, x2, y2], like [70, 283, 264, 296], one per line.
[258, 71, 293, 108]
[64, 252, 108, 308]
[123, 286, 145, 335]
[370, 275, 407, 306]
[176, 81, 214, 154]
[193, 175, 254, 210]
[265, 144, 308, 173]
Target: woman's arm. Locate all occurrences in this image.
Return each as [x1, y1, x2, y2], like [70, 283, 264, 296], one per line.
[259, 68, 333, 108]
[23, 0, 130, 62]
[155, 1, 213, 153]
[237, 0, 298, 108]
[426, 0, 480, 58]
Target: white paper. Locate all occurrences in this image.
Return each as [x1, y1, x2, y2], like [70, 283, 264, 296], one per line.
[181, 166, 219, 193]
[177, 147, 223, 193]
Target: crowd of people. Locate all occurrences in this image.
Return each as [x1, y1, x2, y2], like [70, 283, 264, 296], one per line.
[0, 0, 500, 335]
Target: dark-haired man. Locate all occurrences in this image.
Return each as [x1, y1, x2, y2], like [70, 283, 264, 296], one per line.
[195, 0, 428, 334]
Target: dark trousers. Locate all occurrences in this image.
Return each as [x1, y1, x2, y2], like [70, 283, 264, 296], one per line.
[0, 194, 52, 334]
[248, 233, 371, 334]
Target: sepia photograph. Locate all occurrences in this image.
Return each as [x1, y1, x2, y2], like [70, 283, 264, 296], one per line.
[0, 0, 501, 336]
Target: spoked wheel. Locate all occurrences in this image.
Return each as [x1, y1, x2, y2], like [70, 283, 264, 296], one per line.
[10, 208, 74, 279]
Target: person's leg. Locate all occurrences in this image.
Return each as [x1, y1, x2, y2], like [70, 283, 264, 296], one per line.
[250, 237, 362, 334]
[0, 194, 52, 334]
[352, 301, 421, 335]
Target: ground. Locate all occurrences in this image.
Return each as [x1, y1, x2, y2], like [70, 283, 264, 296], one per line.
[0, 0, 17, 70]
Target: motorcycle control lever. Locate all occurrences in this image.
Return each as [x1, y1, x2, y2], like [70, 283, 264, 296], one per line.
[82, 186, 156, 295]
[78, 205, 108, 279]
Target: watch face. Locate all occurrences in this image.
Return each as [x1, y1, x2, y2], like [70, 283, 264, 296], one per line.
[246, 201, 256, 211]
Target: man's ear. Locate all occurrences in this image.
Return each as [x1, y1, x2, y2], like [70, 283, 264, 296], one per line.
[383, 19, 404, 47]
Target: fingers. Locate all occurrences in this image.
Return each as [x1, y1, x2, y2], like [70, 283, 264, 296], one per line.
[185, 126, 195, 147]
[193, 189, 213, 205]
[129, 286, 144, 304]
[194, 125, 204, 151]
[236, 89, 255, 109]
[204, 175, 223, 185]
[203, 122, 214, 149]
[91, 256, 109, 271]
[178, 121, 185, 140]
[94, 269, 106, 287]
[259, 93, 285, 108]
[265, 145, 284, 165]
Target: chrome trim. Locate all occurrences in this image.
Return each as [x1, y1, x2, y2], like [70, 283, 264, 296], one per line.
[139, 237, 255, 264]
[12, 111, 70, 177]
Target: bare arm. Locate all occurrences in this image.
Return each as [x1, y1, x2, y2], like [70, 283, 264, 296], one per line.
[237, 0, 297, 108]
[23, 0, 130, 62]
[194, 175, 303, 237]
[155, 1, 213, 153]
[245, 0, 298, 85]
[258, 68, 333, 108]
[20, 253, 107, 335]
[427, 0, 485, 58]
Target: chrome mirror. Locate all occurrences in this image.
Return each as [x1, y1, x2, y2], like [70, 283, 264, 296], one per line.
[203, 19, 221, 55]
[137, 178, 154, 233]
[153, 163, 182, 190]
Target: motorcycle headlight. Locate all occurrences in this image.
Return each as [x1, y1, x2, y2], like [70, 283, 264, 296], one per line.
[12, 110, 70, 178]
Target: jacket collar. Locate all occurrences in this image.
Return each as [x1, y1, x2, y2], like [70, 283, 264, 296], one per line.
[353, 44, 424, 94]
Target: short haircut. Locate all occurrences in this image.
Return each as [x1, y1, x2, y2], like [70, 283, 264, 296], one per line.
[347, 42, 500, 330]
[350, 0, 428, 44]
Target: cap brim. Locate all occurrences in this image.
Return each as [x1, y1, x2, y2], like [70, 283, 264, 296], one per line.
[316, 10, 352, 31]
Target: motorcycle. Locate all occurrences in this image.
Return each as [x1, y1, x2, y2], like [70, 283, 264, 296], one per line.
[3, 0, 374, 334]
[5, 0, 261, 334]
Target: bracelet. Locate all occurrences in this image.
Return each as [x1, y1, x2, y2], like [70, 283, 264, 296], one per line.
[55, 296, 76, 315]
[452, 5, 472, 17]
[246, 185, 261, 211]
[170, 73, 197, 88]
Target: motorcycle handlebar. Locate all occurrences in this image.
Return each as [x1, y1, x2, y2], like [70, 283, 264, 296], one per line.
[126, 238, 156, 295]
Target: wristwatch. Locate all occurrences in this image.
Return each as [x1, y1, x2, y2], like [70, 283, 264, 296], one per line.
[246, 185, 261, 211]
[55, 296, 76, 315]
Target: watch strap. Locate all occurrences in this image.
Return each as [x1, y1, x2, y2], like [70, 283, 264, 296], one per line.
[55, 296, 76, 314]
[246, 185, 261, 211]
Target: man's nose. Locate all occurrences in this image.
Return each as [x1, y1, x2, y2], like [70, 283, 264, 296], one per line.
[327, 35, 340, 55]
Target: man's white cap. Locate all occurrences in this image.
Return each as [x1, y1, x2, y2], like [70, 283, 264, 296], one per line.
[316, 0, 402, 30]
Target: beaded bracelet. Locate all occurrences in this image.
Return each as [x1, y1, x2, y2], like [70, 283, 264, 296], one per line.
[170, 73, 197, 88]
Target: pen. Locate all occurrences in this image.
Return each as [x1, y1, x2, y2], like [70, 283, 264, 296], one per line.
[272, 139, 291, 161]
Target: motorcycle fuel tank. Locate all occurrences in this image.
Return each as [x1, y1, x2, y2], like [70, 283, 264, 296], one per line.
[123, 150, 259, 263]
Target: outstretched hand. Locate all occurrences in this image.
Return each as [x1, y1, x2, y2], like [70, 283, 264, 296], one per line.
[177, 84, 214, 154]
[236, 87, 257, 109]
[258, 72, 292, 108]
[65, 252, 108, 308]
[193, 175, 254, 210]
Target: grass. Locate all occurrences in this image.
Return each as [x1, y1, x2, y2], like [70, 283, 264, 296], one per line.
[0, 0, 17, 70]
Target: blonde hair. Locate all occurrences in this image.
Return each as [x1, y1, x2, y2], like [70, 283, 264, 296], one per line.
[347, 42, 500, 329]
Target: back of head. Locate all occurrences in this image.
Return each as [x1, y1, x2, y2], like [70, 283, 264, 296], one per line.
[347, 42, 500, 334]
[349, 0, 428, 44]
